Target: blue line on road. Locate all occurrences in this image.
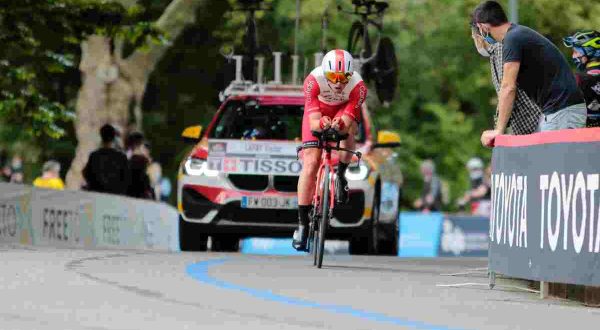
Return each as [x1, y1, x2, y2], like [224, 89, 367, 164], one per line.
[186, 258, 467, 330]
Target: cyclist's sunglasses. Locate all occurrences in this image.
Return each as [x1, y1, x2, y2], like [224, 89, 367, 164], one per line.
[325, 71, 353, 84]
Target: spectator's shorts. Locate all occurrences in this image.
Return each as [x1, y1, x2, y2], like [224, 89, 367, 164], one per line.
[537, 103, 587, 132]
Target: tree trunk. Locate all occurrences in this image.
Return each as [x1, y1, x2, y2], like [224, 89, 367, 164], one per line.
[66, 0, 206, 189]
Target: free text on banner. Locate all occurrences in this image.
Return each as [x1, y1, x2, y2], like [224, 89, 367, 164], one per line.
[489, 128, 600, 286]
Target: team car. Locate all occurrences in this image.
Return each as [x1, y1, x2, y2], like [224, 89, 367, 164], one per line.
[177, 80, 402, 254]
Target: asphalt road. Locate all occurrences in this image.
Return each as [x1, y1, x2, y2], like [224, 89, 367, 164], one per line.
[1, 244, 599, 330]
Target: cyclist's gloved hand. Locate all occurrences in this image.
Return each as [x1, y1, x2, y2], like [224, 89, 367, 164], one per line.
[319, 116, 332, 130]
[332, 117, 346, 132]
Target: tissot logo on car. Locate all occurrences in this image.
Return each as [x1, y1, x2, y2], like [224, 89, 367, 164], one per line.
[209, 157, 302, 176]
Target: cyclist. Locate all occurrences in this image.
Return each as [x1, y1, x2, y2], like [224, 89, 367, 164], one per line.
[563, 30, 600, 127]
[292, 49, 368, 251]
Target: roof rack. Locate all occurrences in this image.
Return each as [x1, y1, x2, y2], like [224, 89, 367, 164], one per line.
[219, 82, 303, 101]
[218, 52, 307, 101]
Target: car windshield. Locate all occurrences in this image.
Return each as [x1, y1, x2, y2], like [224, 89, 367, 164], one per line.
[209, 100, 365, 142]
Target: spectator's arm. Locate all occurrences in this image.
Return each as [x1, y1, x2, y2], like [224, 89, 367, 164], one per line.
[470, 183, 489, 200]
[495, 61, 520, 133]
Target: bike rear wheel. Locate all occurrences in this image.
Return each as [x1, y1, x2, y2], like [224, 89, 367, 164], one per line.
[317, 166, 330, 268]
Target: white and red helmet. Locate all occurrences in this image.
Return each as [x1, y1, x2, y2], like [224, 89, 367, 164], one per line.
[322, 49, 354, 75]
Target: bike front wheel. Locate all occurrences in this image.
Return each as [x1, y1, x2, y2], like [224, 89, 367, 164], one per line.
[317, 165, 331, 269]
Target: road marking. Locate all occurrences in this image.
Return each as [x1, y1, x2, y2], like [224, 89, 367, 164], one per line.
[186, 258, 466, 330]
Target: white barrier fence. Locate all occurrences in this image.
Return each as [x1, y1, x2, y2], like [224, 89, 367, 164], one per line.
[0, 183, 179, 251]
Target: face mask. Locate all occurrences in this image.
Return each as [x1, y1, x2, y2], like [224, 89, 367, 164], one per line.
[473, 33, 491, 57]
[476, 44, 491, 57]
[470, 170, 483, 180]
[478, 25, 497, 45]
[483, 33, 497, 45]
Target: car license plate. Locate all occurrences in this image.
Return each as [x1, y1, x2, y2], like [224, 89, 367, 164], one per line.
[241, 196, 298, 209]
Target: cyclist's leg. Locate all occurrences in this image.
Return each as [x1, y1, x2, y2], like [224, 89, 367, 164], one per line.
[294, 114, 323, 250]
[334, 112, 357, 204]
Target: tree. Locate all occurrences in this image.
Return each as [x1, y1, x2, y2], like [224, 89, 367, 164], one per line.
[65, 0, 208, 189]
[0, 0, 167, 177]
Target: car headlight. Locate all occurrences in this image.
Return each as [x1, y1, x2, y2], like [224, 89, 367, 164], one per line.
[345, 163, 370, 181]
[183, 158, 219, 177]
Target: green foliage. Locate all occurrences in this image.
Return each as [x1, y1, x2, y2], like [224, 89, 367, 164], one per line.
[2, 0, 597, 200]
[0, 0, 162, 141]
[250, 0, 597, 209]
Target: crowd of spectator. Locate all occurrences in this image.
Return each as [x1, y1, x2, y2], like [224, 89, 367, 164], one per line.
[0, 154, 24, 184]
[83, 124, 171, 201]
[0, 123, 171, 203]
[411, 0, 599, 218]
[413, 157, 492, 218]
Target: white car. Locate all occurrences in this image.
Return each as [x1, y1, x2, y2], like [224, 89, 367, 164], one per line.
[177, 83, 402, 254]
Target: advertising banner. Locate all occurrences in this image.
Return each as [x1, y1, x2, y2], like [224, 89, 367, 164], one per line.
[30, 189, 95, 248]
[207, 139, 302, 176]
[398, 212, 443, 257]
[94, 194, 179, 251]
[489, 129, 600, 286]
[240, 238, 349, 256]
[0, 184, 32, 244]
[0, 183, 179, 252]
[439, 216, 488, 257]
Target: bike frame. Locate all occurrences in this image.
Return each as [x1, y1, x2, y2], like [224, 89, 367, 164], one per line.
[299, 129, 362, 258]
[312, 144, 337, 219]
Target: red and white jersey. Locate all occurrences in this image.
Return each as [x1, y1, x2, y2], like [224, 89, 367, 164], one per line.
[303, 66, 367, 122]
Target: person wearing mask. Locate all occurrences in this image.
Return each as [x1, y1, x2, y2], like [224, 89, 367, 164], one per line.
[33, 160, 65, 190]
[83, 124, 129, 195]
[472, 1, 586, 148]
[457, 158, 491, 217]
[471, 25, 542, 135]
[563, 30, 600, 128]
[9, 155, 24, 184]
[413, 159, 443, 213]
[126, 132, 155, 200]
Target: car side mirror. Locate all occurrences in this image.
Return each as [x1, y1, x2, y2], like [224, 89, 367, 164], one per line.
[182, 125, 203, 143]
[373, 130, 401, 148]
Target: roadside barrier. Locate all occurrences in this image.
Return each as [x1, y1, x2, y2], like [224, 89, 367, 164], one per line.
[0, 183, 179, 251]
[398, 212, 489, 257]
[490, 128, 600, 286]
